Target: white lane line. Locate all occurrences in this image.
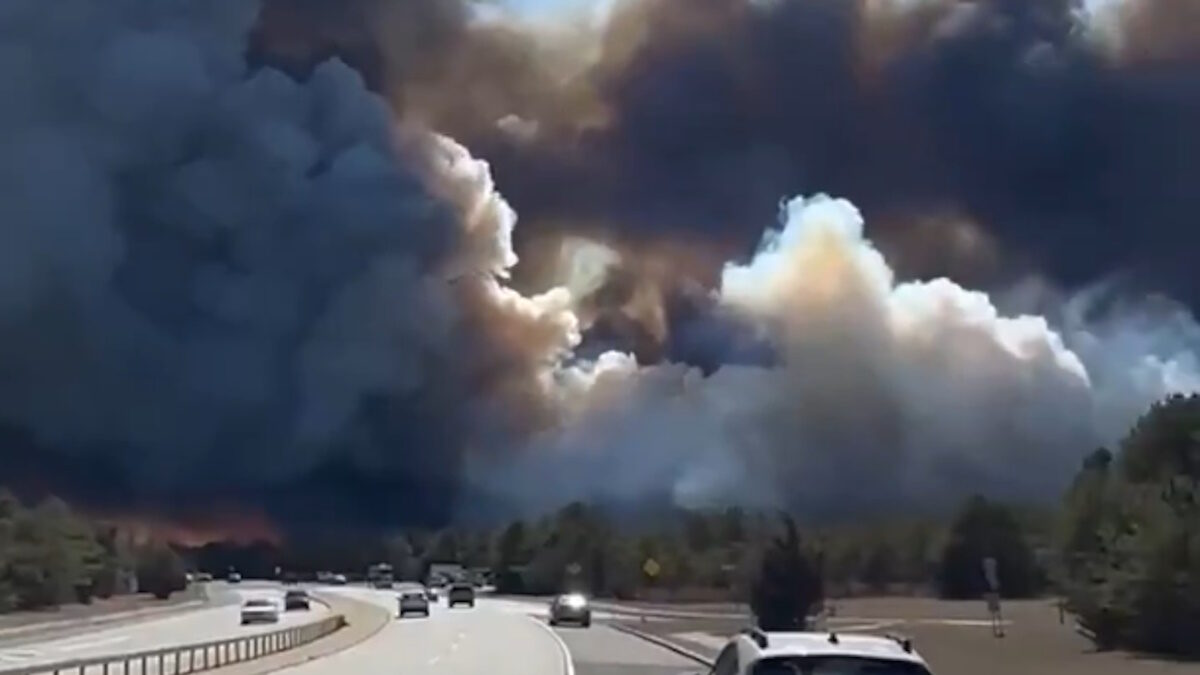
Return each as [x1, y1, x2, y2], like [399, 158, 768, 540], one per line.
[0, 649, 40, 662]
[526, 616, 575, 675]
[428, 655, 441, 665]
[55, 634, 132, 652]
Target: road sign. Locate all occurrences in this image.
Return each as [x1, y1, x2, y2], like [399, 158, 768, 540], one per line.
[642, 558, 661, 578]
[982, 557, 999, 591]
[566, 562, 582, 576]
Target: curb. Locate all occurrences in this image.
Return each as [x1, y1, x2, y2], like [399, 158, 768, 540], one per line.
[609, 622, 716, 667]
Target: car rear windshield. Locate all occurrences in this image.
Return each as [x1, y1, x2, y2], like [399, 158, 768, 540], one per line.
[245, 600, 272, 607]
[752, 656, 932, 675]
[286, 590, 306, 597]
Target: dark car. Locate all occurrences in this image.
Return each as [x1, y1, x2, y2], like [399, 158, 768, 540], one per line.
[399, 590, 430, 617]
[549, 593, 591, 627]
[284, 589, 310, 611]
[447, 583, 475, 608]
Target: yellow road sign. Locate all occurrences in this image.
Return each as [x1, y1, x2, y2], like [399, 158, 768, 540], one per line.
[643, 558, 661, 578]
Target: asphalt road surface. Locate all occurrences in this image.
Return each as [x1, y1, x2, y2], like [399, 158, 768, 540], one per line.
[0, 583, 327, 671]
[277, 587, 700, 675]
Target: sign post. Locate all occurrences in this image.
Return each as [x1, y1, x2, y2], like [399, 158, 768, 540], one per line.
[982, 557, 1004, 638]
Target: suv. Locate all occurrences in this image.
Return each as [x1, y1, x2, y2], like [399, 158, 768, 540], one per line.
[705, 628, 934, 675]
[284, 589, 310, 611]
[447, 583, 475, 608]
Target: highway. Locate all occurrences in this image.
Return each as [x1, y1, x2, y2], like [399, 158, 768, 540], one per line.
[0, 582, 702, 675]
[278, 586, 701, 675]
[0, 583, 327, 671]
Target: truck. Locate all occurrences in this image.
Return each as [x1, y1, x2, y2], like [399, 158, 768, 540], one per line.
[367, 562, 394, 589]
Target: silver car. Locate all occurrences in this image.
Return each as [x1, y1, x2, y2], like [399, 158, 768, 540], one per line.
[549, 593, 592, 627]
[240, 598, 280, 625]
[398, 590, 430, 617]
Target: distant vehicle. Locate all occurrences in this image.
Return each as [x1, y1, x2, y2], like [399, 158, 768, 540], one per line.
[709, 628, 934, 675]
[447, 583, 475, 608]
[329, 573, 348, 585]
[425, 586, 439, 602]
[228, 571, 242, 583]
[398, 590, 430, 617]
[548, 593, 591, 627]
[367, 563, 394, 589]
[240, 599, 280, 625]
[196, 572, 214, 582]
[284, 589, 310, 611]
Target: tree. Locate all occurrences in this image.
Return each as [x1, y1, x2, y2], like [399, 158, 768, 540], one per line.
[1062, 395, 1200, 656]
[860, 538, 898, 594]
[6, 497, 104, 608]
[937, 495, 1044, 599]
[750, 514, 823, 631]
[0, 489, 20, 611]
[137, 543, 187, 600]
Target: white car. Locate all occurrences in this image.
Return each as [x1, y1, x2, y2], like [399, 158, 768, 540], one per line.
[240, 598, 281, 625]
[699, 628, 934, 675]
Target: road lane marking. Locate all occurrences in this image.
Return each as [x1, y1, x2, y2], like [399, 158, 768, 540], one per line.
[55, 634, 133, 652]
[0, 649, 40, 662]
[429, 655, 441, 665]
[526, 615, 575, 675]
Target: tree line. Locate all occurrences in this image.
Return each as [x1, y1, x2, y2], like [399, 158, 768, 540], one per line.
[0, 490, 187, 612]
[6, 394, 1198, 657]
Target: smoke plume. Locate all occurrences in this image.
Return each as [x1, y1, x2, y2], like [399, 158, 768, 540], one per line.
[2, 0, 1199, 529]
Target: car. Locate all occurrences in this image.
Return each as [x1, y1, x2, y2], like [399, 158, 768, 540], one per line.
[196, 572, 214, 582]
[548, 592, 591, 627]
[228, 571, 242, 583]
[240, 599, 280, 625]
[398, 590, 430, 617]
[329, 573, 348, 585]
[698, 628, 934, 675]
[425, 586, 439, 602]
[447, 583, 475, 608]
[284, 589, 310, 611]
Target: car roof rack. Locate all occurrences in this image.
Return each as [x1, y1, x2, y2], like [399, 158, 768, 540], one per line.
[885, 633, 914, 653]
[741, 627, 769, 649]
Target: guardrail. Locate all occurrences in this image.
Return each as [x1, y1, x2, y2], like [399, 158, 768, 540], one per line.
[0, 614, 346, 675]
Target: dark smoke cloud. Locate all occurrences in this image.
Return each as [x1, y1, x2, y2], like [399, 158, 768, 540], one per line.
[248, 0, 1200, 304]
[4, 0, 1200, 530]
[0, 0, 568, 529]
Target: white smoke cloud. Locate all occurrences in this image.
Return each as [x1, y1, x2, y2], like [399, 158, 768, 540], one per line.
[473, 194, 1200, 516]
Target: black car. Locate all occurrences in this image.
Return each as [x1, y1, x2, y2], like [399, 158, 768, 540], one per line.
[447, 583, 475, 608]
[284, 589, 310, 611]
